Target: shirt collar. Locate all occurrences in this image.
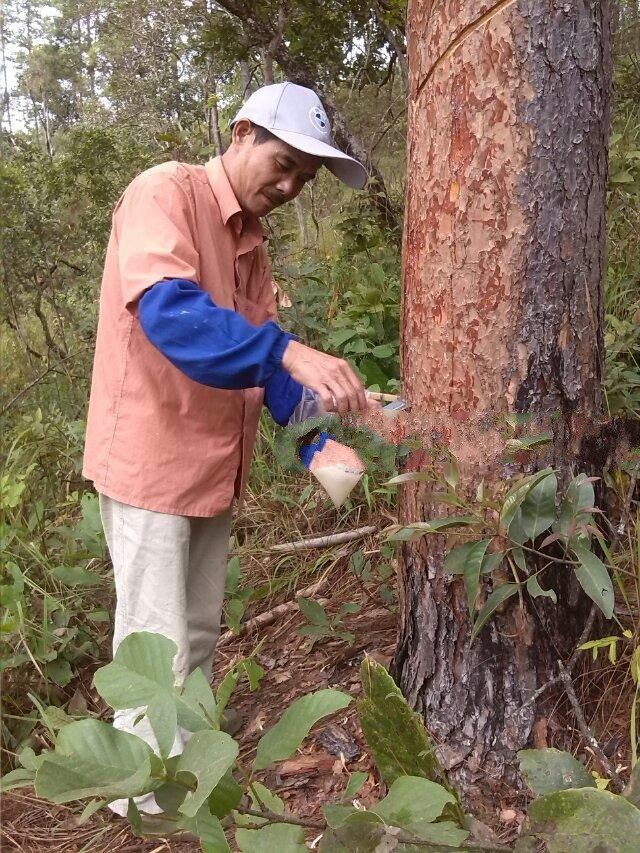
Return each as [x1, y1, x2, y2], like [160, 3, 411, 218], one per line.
[205, 156, 266, 251]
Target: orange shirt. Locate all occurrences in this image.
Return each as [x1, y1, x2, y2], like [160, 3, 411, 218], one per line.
[83, 157, 277, 517]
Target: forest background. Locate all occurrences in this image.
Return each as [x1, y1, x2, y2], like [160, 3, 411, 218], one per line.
[0, 0, 639, 850]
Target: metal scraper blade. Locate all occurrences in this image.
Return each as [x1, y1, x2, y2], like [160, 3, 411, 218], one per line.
[383, 397, 410, 411]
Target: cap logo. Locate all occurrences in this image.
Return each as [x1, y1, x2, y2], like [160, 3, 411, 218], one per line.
[309, 105, 329, 135]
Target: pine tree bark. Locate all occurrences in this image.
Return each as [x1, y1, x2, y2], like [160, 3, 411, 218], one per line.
[393, 0, 614, 793]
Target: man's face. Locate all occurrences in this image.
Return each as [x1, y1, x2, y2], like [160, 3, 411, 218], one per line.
[233, 121, 322, 218]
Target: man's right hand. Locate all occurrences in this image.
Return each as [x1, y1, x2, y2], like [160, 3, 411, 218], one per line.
[281, 340, 368, 414]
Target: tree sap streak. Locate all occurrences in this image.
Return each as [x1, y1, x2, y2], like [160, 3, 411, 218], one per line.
[394, 0, 613, 792]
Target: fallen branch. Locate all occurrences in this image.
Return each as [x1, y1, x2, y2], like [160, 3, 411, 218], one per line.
[237, 807, 513, 852]
[269, 525, 377, 553]
[217, 578, 327, 647]
[557, 659, 624, 792]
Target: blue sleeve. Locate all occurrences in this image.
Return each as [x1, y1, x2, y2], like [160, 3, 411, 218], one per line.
[263, 368, 304, 426]
[139, 278, 295, 389]
[299, 431, 336, 468]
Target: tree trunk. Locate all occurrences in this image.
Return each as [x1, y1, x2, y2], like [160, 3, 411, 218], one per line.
[294, 195, 310, 247]
[207, 74, 224, 156]
[393, 0, 613, 794]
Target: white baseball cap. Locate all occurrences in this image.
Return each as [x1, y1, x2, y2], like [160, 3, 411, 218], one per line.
[230, 82, 368, 190]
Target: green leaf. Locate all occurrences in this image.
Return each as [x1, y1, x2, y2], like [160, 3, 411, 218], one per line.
[184, 806, 232, 853]
[236, 824, 308, 853]
[343, 771, 368, 800]
[34, 719, 157, 802]
[501, 469, 555, 530]
[0, 563, 25, 607]
[443, 457, 460, 490]
[0, 767, 34, 792]
[624, 763, 640, 808]
[371, 343, 395, 358]
[573, 547, 614, 619]
[556, 474, 596, 541]
[529, 788, 640, 853]
[50, 565, 102, 586]
[337, 601, 362, 618]
[77, 798, 107, 824]
[298, 624, 331, 637]
[93, 632, 176, 709]
[481, 551, 506, 574]
[384, 471, 433, 485]
[330, 328, 358, 347]
[254, 689, 351, 770]
[175, 666, 218, 732]
[505, 432, 553, 451]
[215, 669, 240, 718]
[45, 657, 73, 687]
[610, 169, 635, 183]
[324, 803, 358, 827]
[40, 704, 78, 731]
[154, 780, 187, 814]
[235, 781, 284, 827]
[357, 659, 460, 813]
[374, 776, 467, 844]
[385, 517, 478, 541]
[444, 539, 491, 616]
[519, 748, 595, 795]
[444, 539, 493, 574]
[17, 746, 40, 771]
[176, 730, 238, 817]
[298, 597, 329, 626]
[146, 690, 177, 758]
[318, 810, 385, 853]
[240, 658, 265, 691]
[368, 262, 386, 286]
[225, 556, 241, 595]
[127, 797, 143, 836]
[224, 597, 246, 634]
[526, 574, 557, 604]
[509, 507, 529, 545]
[519, 472, 557, 541]
[471, 583, 520, 639]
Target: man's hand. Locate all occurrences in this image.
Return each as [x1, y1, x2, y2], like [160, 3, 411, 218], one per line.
[281, 340, 370, 414]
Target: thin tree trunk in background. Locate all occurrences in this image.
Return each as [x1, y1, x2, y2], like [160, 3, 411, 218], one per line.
[240, 59, 254, 97]
[86, 14, 96, 96]
[372, 0, 408, 89]
[1, 10, 13, 135]
[207, 75, 224, 155]
[42, 92, 53, 156]
[261, 4, 285, 86]
[257, 10, 309, 248]
[294, 196, 309, 247]
[394, 0, 613, 795]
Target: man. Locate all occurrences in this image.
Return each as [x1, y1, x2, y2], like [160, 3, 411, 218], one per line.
[83, 82, 377, 814]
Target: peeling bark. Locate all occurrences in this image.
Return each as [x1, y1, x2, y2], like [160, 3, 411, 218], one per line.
[394, 0, 614, 794]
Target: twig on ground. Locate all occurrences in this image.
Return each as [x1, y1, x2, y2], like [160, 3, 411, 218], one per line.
[557, 659, 625, 791]
[269, 525, 377, 553]
[237, 808, 514, 851]
[217, 577, 328, 646]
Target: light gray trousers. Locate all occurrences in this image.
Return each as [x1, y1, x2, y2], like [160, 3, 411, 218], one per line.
[98, 494, 233, 815]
